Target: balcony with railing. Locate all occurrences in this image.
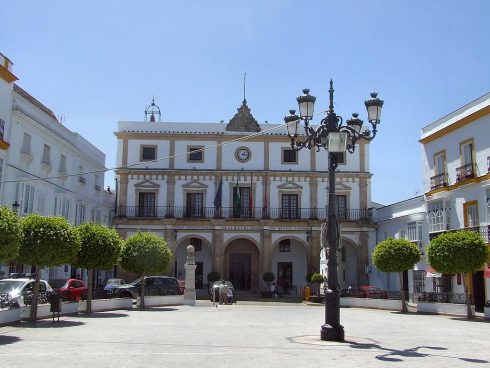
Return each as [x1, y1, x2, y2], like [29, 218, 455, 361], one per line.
[430, 173, 448, 190]
[456, 163, 475, 182]
[115, 206, 373, 221]
[429, 225, 489, 243]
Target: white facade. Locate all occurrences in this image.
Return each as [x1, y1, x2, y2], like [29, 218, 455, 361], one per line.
[0, 54, 115, 283]
[421, 91, 490, 311]
[114, 100, 377, 292]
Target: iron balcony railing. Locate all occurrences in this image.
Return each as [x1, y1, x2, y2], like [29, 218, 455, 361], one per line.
[430, 173, 448, 190]
[429, 225, 490, 243]
[456, 163, 475, 182]
[115, 205, 373, 221]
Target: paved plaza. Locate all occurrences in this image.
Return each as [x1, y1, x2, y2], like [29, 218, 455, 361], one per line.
[0, 301, 489, 367]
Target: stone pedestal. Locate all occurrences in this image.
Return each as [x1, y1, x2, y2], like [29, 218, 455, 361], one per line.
[184, 245, 197, 306]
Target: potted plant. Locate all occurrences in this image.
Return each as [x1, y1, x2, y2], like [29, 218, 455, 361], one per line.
[309, 273, 324, 303]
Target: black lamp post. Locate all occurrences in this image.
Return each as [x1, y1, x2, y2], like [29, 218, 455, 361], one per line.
[284, 80, 383, 341]
[11, 200, 20, 214]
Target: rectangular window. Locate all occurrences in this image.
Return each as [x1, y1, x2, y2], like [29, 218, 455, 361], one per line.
[336, 195, 347, 219]
[190, 238, 202, 251]
[458, 140, 475, 181]
[187, 146, 203, 162]
[42, 144, 51, 165]
[427, 200, 450, 233]
[461, 141, 473, 166]
[408, 221, 424, 255]
[36, 193, 46, 215]
[140, 145, 157, 161]
[59, 154, 66, 172]
[186, 193, 203, 217]
[282, 148, 297, 163]
[434, 152, 446, 176]
[138, 192, 156, 217]
[22, 184, 35, 214]
[232, 187, 251, 218]
[22, 133, 31, 154]
[0, 118, 4, 140]
[336, 152, 345, 164]
[281, 194, 298, 219]
[463, 201, 479, 228]
[55, 196, 71, 219]
[94, 174, 101, 191]
[76, 202, 87, 225]
[91, 208, 101, 223]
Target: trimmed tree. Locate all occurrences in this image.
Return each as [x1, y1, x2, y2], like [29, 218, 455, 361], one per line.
[426, 230, 489, 319]
[262, 271, 275, 287]
[0, 206, 22, 262]
[120, 231, 172, 310]
[310, 272, 324, 296]
[372, 238, 420, 313]
[207, 271, 221, 283]
[18, 215, 80, 322]
[76, 223, 123, 314]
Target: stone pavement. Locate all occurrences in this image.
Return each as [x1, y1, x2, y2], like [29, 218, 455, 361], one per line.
[0, 301, 489, 367]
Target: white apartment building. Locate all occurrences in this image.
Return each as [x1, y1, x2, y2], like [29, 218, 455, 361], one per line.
[113, 98, 378, 292]
[0, 53, 115, 283]
[373, 196, 429, 301]
[421, 91, 490, 312]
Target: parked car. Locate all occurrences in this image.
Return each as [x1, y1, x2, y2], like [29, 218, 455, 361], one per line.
[113, 276, 182, 299]
[103, 278, 125, 294]
[177, 280, 185, 294]
[59, 279, 88, 301]
[357, 285, 388, 299]
[0, 278, 53, 308]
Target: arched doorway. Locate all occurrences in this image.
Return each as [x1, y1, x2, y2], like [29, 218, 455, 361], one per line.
[271, 237, 308, 295]
[224, 239, 259, 291]
[175, 237, 212, 289]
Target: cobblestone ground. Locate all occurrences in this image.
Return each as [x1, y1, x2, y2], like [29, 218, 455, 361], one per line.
[0, 301, 489, 368]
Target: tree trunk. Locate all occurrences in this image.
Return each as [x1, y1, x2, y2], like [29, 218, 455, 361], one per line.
[398, 272, 407, 313]
[140, 273, 145, 310]
[86, 269, 93, 314]
[463, 273, 473, 319]
[29, 267, 41, 323]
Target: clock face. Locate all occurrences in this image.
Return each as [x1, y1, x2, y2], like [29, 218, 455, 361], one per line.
[236, 148, 251, 162]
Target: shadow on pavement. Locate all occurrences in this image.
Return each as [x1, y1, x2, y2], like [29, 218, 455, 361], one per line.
[450, 317, 490, 323]
[136, 307, 179, 312]
[349, 342, 488, 364]
[75, 312, 129, 319]
[22, 320, 84, 328]
[0, 335, 21, 345]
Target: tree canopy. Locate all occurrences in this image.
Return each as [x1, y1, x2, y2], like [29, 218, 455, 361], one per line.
[76, 223, 123, 270]
[120, 231, 172, 275]
[426, 230, 489, 274]
[0, 206, 22, 261]
[18, 215, 80, 266]
[372, 238, 420, 273]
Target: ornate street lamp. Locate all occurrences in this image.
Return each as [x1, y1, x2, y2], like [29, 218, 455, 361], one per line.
[11, 200, 20, 214]
[284, 80, 383, 341]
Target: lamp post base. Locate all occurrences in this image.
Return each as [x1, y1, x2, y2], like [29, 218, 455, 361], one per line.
[320, 323, 345, 342]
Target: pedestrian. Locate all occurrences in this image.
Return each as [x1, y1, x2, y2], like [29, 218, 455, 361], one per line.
[271, 282, 277, 298]
[219, 281, 229, 305]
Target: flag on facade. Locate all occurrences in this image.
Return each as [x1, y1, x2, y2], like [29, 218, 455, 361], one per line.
[233, 179, 241, 210]
[213, 178, 223, 209]
[249, 173, 253, 216]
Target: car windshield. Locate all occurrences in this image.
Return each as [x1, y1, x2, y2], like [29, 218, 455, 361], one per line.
[0, 280, 24, 294]
[213, 281, 233, 288]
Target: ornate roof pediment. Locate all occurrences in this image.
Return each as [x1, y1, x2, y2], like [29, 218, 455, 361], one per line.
[226, 100, 261, 132]
[277, 181, 303, 190]
[134, 179, 160, 189]
[182, 179, 208, 189]
[325, 182, 352, 191]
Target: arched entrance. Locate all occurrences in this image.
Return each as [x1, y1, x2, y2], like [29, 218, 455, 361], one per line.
[175, 237, 212, 289]
[224, 239, 259, 291]
[271, 237, 308, 294]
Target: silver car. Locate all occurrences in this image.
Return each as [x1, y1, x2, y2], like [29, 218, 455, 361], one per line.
[0, 278, 53, 308]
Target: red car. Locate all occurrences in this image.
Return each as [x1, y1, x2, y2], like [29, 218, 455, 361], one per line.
[60, 279, 88, 301]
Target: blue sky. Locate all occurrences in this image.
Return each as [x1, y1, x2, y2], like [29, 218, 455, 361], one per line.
[2, 1, 489, 205]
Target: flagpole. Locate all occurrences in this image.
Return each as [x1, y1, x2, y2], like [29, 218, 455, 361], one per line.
[250, 172, 253, 218]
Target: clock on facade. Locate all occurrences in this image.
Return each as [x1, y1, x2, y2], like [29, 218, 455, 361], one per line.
[235, 147, 251, 162]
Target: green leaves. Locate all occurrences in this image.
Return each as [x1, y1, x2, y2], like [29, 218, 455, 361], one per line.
[18, 215, 80, 267]
[120, 231, 172, 275]
[310, 272, 324, 284]
[372, 238, 420, 273]
[426, 230, 489, 274]
[0, 206, 22, 261]
[76, 223, 123, 270]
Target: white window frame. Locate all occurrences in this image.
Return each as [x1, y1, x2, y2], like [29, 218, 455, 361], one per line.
[22, 133, 31, 155]
[42, 144, 51, 165]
